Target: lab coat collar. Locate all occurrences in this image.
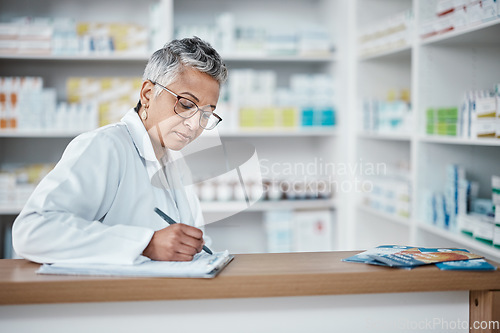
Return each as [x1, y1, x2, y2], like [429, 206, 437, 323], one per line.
[121, 109, 160, 163]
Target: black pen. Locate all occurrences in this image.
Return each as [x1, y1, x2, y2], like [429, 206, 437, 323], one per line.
[154, 207, 213, 255]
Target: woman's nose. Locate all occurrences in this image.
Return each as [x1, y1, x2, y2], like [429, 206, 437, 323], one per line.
[183, 111, 201, 130]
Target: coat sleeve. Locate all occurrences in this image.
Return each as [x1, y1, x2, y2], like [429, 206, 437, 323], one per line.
[12, 131, 154, 265]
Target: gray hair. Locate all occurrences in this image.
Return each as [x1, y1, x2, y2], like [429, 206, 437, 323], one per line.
[143, 36, 228, 99]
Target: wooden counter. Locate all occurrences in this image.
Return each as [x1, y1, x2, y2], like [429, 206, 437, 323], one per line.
[1, 251, 500, 305]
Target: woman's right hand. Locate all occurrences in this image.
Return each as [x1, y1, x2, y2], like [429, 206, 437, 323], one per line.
[142, 224, 204, 261]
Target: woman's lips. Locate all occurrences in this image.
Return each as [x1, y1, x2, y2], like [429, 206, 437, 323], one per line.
[175, 131, 191, 141]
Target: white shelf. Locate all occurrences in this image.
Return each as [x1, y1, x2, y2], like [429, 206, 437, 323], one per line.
[201, 198, 336, 213]
[417, 222, 500, 261]
[357, 204, 411, 227]
[358, 132, 412, 142]
[216, 128, 338, 138]
[359, 45, 411, 61]
[0, 127, 339, 139]
[0, 130, 83, 138]
[0, 53, 335, 63]
[0, 54, 150, 61]
[419, 135, 500, 146]
[222, 53, 336, 62]
[2, 199, 337, 216]
[420, 18, 500, 46]
[0, 207, 23, 215]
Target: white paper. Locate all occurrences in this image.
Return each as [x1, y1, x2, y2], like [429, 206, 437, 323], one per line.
[37, 250, 232, 278]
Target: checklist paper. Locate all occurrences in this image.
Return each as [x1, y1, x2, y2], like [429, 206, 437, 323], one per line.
[37, 250, 233, 278]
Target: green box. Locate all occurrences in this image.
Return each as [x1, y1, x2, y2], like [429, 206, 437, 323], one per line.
[426, 108, 435, 124]
[426, 123, 435, 134]
[239, 107, 258, 128]
[260, 107, 277, 128]
[281, 107, 298, 128]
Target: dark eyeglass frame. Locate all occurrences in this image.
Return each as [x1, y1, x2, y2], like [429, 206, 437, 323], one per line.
[148, 79, 222, 130]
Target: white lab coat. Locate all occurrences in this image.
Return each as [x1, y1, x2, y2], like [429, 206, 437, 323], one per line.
[12, 109, 204, 265]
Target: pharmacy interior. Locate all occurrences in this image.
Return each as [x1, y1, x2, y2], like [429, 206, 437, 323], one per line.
[0, 0, 499, 264]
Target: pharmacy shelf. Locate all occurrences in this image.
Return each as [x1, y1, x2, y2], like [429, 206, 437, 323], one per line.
[417, 222, 500, 261]
[216, 128, 338, 138]
[419, 135, 500, 146]
[358, 132, 412, 142]
[420, 17, 500, 46]
[0, 54, 150, 61]
[359, 44, 411, 61]
[0, 207, 23, 215]
[222, 53, 336, 62]
[1, 199, 337, 216]
[357, 204, 411, 227]
[201, 198, 336, 213]
[0, 129, 338, 139]
[0, 53, 335, 63]
[0, 130, 83, 138]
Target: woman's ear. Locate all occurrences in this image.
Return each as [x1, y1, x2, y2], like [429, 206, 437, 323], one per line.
[140, 80, 155, 107]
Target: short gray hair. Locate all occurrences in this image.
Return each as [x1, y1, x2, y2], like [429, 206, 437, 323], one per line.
[143, 36, 228, 98]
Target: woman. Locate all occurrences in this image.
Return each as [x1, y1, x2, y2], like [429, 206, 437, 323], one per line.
[12, 37, 228, 264]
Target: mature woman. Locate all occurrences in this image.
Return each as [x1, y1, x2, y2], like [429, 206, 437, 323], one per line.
[12, 37, 228, 264]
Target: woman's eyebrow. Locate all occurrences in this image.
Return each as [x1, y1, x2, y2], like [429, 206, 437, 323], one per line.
[180, 91, 199, 102]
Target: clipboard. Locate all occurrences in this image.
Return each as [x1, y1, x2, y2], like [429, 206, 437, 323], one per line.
[37, 251, 234, 278]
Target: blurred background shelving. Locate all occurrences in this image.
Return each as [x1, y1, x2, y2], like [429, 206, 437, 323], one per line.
[0, 0, 344, 257]
[352, 0, 500, 262]
[1, 0, 499, 261]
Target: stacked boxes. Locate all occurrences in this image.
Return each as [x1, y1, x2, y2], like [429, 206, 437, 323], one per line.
[175, 12, 332, 57]
[493, 176, 500, 248]
[426, 164, 499, 248]
[420, 0, 500, 39]
[76, 22, 148, 55]
[0, 76, 97, 132]
[358, 9, 413, 58]
[426, 107, 459, 136]
[0, 17, 148, 55]
[67, 77, 142, 127]
[362, 177, 411, 219]
[427, 84, 500, 139]
[0, 164, 54, 210]
[361, 89, 412, 134]
[265, 209, 332, 253]
[229, 70, 336, 131]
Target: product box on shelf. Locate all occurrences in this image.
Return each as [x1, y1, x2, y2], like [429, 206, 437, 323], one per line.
[265, 209, 333, 253]
[175, 12, 332, 57]
[361, 89, 411, 134]
[0, 16, 149, 56]
[67, 77, 141, 127]
[265, 210, 293, 253]
[0, 164, 54, 211]
[230, 70, 336, 131]
[421, 0, 500, 40]
[358, 9, 413, 57]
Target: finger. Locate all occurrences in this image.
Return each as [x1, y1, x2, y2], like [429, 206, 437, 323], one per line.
[171, 252, 194, 261]
[178, 224, 203, 239]
[179, 234, 204, 252]
[175, 242, 199, 256]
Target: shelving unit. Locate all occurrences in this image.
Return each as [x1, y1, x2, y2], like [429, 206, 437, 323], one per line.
[0, 0, 344, 257]
[201, 198, 336, 213]
[351, 0, 500, 262]
[417, 222, 500, 262]
[419, 135, 500, 146]
[357, 204, 410, 227]
[359, 45, 412, 62]
[2, 0, 498, 261]
[357, 132, 412, 141]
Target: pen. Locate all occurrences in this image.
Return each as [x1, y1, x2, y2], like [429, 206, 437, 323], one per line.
[154, 207, 213, 255]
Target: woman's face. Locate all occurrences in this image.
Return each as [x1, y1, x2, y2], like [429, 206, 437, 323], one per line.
[140, 67, 220, 152]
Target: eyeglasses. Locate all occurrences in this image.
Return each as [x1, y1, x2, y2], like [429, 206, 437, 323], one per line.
[148, 79, 222, 130]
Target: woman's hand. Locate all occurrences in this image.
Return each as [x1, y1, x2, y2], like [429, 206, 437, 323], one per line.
[142, 224, 204, 261]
